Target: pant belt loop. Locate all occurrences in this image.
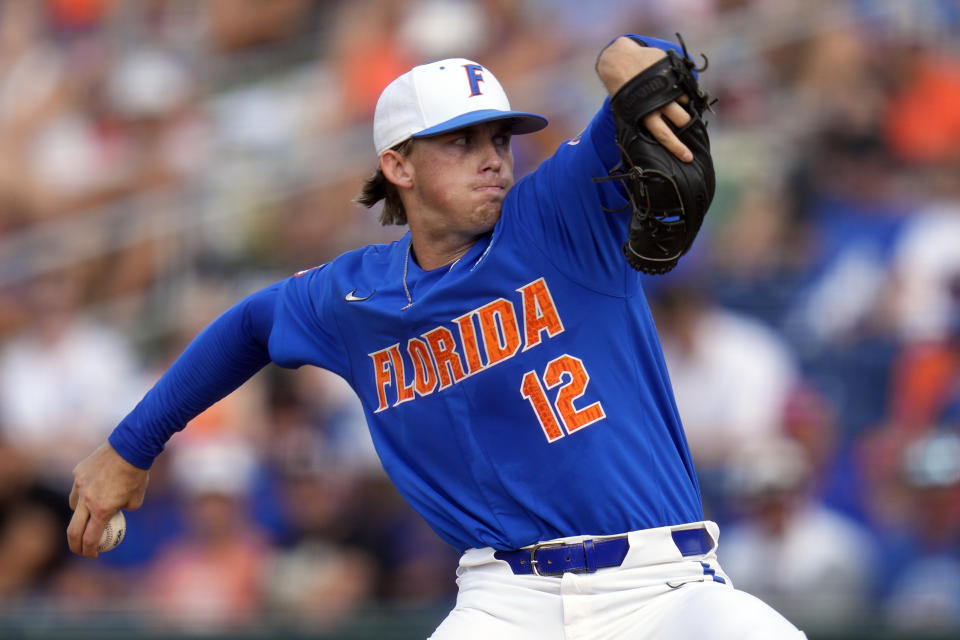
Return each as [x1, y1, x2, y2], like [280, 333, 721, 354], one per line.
[583, 539, 597, 573]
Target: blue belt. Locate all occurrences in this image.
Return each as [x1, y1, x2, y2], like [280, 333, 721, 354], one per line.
[494, 527, 713, 577]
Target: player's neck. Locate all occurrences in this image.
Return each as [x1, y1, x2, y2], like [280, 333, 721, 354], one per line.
[409, 234, 475, 271]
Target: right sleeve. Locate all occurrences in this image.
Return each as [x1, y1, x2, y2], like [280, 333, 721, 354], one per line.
[505, 103, 633, 294]
[108, 283, 280, 469]
[505, 33, 700, 294]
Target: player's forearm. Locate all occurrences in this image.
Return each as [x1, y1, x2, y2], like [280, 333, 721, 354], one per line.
[108, 284, 279, 469]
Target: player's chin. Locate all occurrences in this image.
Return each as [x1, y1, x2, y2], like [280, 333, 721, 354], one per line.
[472, 200, 504, 230]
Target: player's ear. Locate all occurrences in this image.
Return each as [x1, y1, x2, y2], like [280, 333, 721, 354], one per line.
[380, 148, 414, 189]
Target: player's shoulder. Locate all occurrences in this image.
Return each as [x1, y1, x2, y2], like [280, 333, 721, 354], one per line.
[332, 236, 405, 275]
[289, 236, 407, 288]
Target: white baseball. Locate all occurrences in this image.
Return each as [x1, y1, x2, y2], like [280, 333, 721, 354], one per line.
[98, 510, 126, 552]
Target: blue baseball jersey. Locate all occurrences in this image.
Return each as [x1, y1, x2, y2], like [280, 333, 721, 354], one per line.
[267, 104, 702, 551]
[110, 36, 704, 552]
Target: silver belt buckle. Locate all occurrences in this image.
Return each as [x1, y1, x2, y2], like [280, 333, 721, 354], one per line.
[529, 541, 566, 577]
[528, 535, 628, 576]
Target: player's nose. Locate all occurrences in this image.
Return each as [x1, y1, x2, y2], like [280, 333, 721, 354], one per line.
[478, 137, 503, 172]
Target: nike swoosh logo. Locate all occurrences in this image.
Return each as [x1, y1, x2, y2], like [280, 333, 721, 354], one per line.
[345, 288, 375, 302]
[666, 578, 705, 589]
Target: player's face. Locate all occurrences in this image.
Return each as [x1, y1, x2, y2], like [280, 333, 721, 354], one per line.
[406, 121, 515, 238]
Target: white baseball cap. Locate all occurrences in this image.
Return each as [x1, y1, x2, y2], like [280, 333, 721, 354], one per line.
[373, 58, 548, 156]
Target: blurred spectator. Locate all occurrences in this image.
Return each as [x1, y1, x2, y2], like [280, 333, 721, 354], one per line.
[265, 467, 376, 629]
[137, 435, 270, 633]
[705, 183, 811, 336]
[462, 0, 568, 85]
[778, 22, 911, 350]
[328, 0, 417, 121]
[779, 120, 908, 440]
[258, 365, 452, 612]
[0, 269, 146, 483]
[0, 0, 72, 226]
[102, 44, 208, 187]
[205, 0, 318, 53]
[1, 6, 188, 225]
[652, 284, 800, 523]
[527, 0, 678, 47]
[257, 364, 380, 477]
[887, 328, 960, 434]
[784, 132, 908, 349]
[781, 383, 871, 522]
[881, 430, 960, 632]
[398, 0, 490, 61]
[883, 242, 960, 454]
[884, 45, 960, 166]
[306, 368, 383, 472]
[711, 184, 797, 283]
[887, 205, 960, 345]
[790, 23, 888, 139]
[0, 437, 71, 602]
[353, 475, 460, 606]
[653, 284, 799, 468]
[720, 436, 877, 628]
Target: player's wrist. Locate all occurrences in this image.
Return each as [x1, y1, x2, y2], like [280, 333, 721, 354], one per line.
[107, 428, 156, 470]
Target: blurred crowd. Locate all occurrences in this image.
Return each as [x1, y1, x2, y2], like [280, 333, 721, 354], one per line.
[1, 0, 959, 636]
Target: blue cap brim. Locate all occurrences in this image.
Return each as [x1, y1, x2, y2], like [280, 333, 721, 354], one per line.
[412, 109, 548, 139]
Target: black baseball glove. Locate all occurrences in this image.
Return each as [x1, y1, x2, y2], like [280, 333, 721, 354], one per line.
[601, 35, 716, 274]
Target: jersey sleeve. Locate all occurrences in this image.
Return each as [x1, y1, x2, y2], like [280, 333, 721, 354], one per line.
[108, 264, 351, 470]
[108, 284, 279, 469]
[268, 264, 351, 378]
[505, 35, 688, 294]
[507, 99, 632, 292]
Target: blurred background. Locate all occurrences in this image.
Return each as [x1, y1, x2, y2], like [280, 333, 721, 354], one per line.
[1, 0, 959, 638]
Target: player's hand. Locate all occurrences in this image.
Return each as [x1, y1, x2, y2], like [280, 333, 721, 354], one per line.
[67, 442, 149, 558]
[597, 37, 694, 162]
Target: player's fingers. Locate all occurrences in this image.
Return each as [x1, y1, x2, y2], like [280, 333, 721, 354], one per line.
[643, 110, 692, 163]
[662, 101, 692, 128]
[69, 482, 79, 511]
[81, 509, 107, 559]
[66, 502, 90, 556]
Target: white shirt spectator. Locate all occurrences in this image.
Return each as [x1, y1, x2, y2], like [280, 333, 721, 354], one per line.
[0, 317, 145, 480]
[661, 306, 799, 464]
[721, 501, 877, 626]
[889, 203, 960, 341]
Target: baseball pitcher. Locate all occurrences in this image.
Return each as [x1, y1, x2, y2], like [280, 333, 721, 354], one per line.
[68, 35, 807, 638]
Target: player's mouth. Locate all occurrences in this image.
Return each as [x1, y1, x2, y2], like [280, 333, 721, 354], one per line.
[473, 181, 509, 193]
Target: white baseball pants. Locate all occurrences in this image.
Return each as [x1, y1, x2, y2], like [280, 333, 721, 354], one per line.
[429, 521, 807, 640]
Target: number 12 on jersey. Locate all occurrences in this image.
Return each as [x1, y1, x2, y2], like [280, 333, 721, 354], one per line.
[520, 354, 606, 442]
